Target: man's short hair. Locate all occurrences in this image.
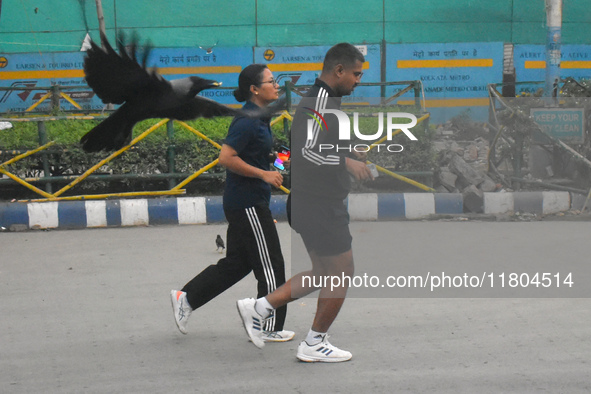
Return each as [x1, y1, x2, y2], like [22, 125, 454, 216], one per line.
[323, 43, 365, 72]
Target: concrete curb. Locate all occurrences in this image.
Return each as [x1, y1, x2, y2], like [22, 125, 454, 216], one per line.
[0, 192, 580, 230]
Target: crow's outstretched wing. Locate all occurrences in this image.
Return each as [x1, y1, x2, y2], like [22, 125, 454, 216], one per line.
[167, 95, 240, 120]
[168, 96, 287, 121]
[81, 30, 288, 152]
[83, 32, 168, 105]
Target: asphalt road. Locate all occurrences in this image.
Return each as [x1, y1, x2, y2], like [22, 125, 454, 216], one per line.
[1, 221, 590, 393]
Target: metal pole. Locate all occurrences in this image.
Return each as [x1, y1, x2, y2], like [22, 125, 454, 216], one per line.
[283, 81, 292, 138]
[37, 121, 52, 193]
[50, 85, 60, 113]
[95, 0, 107, 49]
[381, 39, 387, 104]
[513, 133, 524, 190]
[166, 120, 176, 189]
[545, 0, 562, 100]
[254, 0, 258, 48]
[414, 81, 421, 109]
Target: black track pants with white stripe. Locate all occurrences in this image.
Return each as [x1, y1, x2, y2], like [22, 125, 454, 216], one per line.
[182, 205, 287, 332]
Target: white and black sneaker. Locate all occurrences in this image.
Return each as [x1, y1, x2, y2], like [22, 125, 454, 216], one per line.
[261, 330, 295, 342]
[296, 335, 352, 363]
[170, 290, 192, 334]
[236, 298, 265, 348]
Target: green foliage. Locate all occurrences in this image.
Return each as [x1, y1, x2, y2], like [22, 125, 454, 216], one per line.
[0, 121, 38, 148]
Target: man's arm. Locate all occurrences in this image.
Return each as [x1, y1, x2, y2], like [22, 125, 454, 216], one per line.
[293, 94, 372, 180]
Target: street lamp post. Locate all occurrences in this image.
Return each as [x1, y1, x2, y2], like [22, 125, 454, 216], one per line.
[545, 0, 562, 101]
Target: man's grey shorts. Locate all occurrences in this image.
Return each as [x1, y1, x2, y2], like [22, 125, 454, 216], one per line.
[288, 193, 352, 257]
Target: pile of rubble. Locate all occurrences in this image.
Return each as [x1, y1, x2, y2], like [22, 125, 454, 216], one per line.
[434, 124, 502, 213]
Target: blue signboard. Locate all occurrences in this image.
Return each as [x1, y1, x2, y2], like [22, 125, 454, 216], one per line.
[148, 47, 252, 106]
[386, 42, 504, 123]
[514, 44, 591, 96]
[0, 46, 252, 113]
[254, 44, 381, 105]
[0, 51, 100, 112]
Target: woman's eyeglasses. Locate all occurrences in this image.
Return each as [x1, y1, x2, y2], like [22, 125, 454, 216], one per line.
[259, 79, 278, 86]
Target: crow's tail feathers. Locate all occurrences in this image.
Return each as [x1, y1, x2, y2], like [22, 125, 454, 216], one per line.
[80, 108, 136, 152]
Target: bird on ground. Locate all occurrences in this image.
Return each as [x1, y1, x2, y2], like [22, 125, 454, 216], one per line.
[81, 32, 281, 152]
[216, 235, 225, 253]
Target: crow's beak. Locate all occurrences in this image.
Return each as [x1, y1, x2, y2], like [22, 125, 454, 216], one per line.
[212, 82, 222, 87]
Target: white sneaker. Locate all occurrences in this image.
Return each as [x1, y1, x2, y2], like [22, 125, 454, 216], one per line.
[261, 330, 295, 342]
[296, 336, 352, 363]
[236, 298, 265, 349]
[170, 290, 192, 334]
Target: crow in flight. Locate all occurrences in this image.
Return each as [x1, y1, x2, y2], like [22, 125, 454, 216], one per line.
[81, 32, 262, 152]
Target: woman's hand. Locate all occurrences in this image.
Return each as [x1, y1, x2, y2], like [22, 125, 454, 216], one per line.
[261, 170, 284, 188]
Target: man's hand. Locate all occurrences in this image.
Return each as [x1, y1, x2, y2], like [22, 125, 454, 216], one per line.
[261, 170, 284, 188]
[351, 150, 367, 162]
[345, 157, 374, 181]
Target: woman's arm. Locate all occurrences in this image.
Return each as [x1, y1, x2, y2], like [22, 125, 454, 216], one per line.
[219, 144, 284, 188]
